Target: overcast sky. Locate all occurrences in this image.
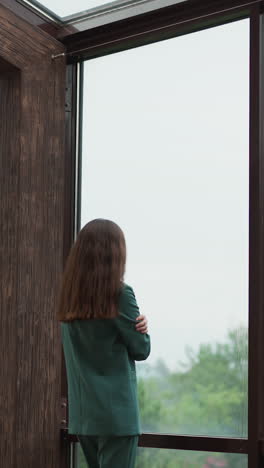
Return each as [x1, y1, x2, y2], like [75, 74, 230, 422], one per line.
[80, 19, 249, 371]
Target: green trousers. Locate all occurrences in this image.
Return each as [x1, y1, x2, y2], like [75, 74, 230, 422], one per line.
[78, 435, 139, 468]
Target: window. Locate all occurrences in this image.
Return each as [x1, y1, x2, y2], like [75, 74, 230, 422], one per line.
[59, 1, 264, 466]
[80, 18, 249, 438]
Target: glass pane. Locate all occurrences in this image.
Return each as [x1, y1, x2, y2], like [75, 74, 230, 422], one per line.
[21, 0, 140, 19]
[75, 442, 248, 468]
[21, 0, 187, 20]
[81, 19, 249, 437]
[37, 0, 119, 17]
[136, 448, 248, 468]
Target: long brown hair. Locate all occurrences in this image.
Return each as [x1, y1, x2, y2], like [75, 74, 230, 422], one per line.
[57, 219, 126, 322]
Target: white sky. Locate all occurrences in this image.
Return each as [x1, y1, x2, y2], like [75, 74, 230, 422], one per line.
[81, 19, 249, 371]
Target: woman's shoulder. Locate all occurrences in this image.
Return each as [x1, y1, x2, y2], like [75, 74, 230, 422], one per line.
[120, 282, 134, 296]
[119, 282, 137, 306]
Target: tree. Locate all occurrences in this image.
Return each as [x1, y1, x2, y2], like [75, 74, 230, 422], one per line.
[136, 326, 248, 468]
[77, 326, 248, 467]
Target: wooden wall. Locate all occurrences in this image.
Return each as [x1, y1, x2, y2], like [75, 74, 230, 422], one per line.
[0, 5, 67, 467]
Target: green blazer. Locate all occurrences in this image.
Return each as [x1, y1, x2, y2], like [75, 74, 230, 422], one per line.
[60, 283, 151, 436]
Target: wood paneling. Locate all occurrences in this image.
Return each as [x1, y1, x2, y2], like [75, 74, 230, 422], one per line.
[0, 0, 61, 37]
[0, 4, 67, 467]
[0, 67, 20, 467]
[0, 0, 78, 39]
[0, 4, 63, 67]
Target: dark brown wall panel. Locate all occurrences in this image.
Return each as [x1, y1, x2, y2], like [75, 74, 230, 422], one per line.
[0, 68, 20, 465]
[0, 4, 67, 468]
[0, 0, 61, 37]
[0, 0, 76, 39]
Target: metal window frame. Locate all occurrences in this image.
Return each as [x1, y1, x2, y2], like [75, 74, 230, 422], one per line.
[61, 0, 256, 60]
[61, 1, 264, 467]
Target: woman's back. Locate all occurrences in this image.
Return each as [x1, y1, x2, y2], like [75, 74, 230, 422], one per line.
[61, 282, 150, 436]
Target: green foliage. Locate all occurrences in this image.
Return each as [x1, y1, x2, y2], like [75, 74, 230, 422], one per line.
[135, 448, 247, 468]
[77, 326, 248, 468]
[136, 326, 248, 467]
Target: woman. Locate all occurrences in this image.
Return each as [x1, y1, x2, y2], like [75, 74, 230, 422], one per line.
[57, 218, 151, 468]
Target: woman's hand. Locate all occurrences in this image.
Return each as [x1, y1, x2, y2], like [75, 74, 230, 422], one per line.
[135, 314, 148, 334]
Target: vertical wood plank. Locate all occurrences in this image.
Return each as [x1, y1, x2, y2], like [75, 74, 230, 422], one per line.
[0, 68, 20, 466]
[0, 4, 67, 467]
